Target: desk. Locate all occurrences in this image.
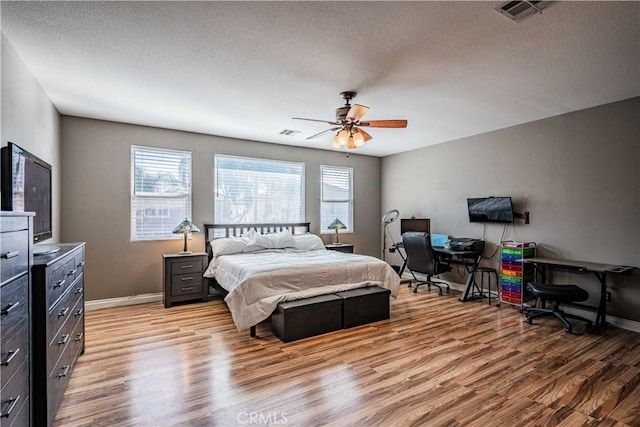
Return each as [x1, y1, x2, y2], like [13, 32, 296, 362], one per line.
[522, 257, 634, 327]
[395, 243, 483, 302]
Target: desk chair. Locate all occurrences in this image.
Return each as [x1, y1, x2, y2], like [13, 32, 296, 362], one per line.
[525, 282, 593, 334]
[402, 232, 451, 295]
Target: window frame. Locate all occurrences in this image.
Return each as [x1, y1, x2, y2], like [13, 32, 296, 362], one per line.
[320, 165, 354, 234]
[130, 145, 193, 241]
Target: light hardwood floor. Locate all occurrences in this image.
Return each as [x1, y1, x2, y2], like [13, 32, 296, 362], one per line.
[55, 285, 640, 427]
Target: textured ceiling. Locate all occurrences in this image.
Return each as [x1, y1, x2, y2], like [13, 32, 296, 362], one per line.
[2, 1, 639, 157]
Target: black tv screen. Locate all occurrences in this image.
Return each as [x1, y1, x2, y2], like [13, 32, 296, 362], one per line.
[467, 197, 514, 224]
[1, 142, 53, 242]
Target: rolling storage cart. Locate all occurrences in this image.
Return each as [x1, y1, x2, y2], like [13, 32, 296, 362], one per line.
[499, 241, 536, 312]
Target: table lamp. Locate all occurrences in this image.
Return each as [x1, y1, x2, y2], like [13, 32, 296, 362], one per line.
[172, 218, 201, 254]
[327, 218, 347, 244]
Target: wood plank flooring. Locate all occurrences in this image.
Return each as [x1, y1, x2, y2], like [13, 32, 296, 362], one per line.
[55, 285, 640, 426]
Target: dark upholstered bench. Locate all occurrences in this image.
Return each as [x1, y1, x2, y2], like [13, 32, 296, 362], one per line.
[334, 286, 391, 328]
[272, 294, 342, 342]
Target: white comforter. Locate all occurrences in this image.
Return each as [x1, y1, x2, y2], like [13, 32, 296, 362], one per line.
[203, 249, 400, 330]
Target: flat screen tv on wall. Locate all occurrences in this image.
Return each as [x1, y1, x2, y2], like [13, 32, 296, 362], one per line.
[467, 196, 514, 224]
[1, 142, 53, 242]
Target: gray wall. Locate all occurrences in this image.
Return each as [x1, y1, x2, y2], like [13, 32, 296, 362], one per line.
[382, 97, 640, 322]
[60, 117, 381, 301]
[1, 35, 62, 242]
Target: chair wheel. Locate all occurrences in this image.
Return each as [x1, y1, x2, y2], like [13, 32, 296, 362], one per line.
[413, 288, 418, 293]
[526, 318, 532, 324]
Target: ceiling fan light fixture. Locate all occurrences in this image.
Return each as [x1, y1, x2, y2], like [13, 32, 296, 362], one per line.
[346, 137, 357, 149]
[353, 130, 365, 147]
[331, 135, 341, 149]
[337, 129, 349, 146]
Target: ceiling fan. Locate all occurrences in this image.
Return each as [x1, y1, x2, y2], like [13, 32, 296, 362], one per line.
[292, 91, 408, 149]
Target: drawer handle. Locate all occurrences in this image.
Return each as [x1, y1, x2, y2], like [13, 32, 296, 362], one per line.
[1, 251, 19, 259]
[181, 264, 194, 269]
[58, 307, 69, 318]
[1, 348, 20, 366]
[75, 332, 84, 342]
[1, 302, 20, 316]
[75, 308, 84, 317]
[75, 287, 83, 295]
[181, 286, 195, 291]
[58, 334, 69, 346]
[180, 277, 194, 281]
[67, 268, 78, 276]
[58, 365, 70, 378]
[54, 279, 66, 289]
[0, 395, 20, 418]
[77, 261, 85, 267]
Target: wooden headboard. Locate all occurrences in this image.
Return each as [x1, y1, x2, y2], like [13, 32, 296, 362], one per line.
[203, 222, 311, 258]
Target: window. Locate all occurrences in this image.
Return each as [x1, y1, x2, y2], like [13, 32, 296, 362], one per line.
[131, 145, 192, 241]
[214, 154, 304, 224]
[320, 165, 353, 233]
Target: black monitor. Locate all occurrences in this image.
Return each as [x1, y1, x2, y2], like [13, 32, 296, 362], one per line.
[467, 196, 514, 224]
[1, 142, 53, 242]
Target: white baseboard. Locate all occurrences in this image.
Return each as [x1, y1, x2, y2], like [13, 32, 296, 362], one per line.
[404, 274, 640, 333]
[85, 293, 163, 311]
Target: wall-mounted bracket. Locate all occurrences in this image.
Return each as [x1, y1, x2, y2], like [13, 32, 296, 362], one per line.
[513, 211, 530, 224]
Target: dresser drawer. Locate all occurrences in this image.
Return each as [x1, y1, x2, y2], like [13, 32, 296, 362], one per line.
[0, 230, 29, 286]
[0, 319, 28, 390]
[0, 357, 29, 426]
[171, 259, 203, 275]
[43, 319, 84, 425]
[0, 275, 28, 337]
[46, 295, 83, 376]
[46, 276, 83, 349]
[46, 258, 76, 310]
[171, 274, 203, 296]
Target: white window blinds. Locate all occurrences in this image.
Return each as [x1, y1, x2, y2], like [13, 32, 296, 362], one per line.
[320, 165, 353, 232]
[214, 154, 305, 224]
[131, 145, 192, 241]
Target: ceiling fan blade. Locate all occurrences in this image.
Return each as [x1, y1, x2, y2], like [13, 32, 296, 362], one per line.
[346, 104, 370, 121]
[357, 128, 373, 141]
[292, 117, 340, 126]
[307, 126, 342, 140]
[359, 119, 408, 128]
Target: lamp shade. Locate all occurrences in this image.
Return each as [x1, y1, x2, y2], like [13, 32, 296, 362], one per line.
[327, 218, 347, 230]
[172, 218, 201, 234]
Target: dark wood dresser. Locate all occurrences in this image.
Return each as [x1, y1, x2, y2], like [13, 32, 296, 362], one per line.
[0, 212, 33, 427]
[31, 242, 85, 427]
[163, 252, 208, 308]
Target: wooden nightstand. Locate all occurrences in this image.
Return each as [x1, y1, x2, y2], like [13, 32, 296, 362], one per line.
[325, 243, 354, 253]
[163, 252, 208, 308]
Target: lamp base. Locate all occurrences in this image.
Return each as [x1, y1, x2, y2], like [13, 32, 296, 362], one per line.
[178, 251, 193, 255]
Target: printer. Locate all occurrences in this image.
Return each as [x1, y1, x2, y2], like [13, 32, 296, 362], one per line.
[449, 237, 485, 253]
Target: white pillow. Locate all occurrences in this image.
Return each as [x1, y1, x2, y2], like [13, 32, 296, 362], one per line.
[265, 230, 295, 249]
[211, 237, 247, 257]
[292, 233, 326, 251]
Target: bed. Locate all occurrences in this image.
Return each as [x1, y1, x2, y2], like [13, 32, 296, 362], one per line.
[202, 223, 400, 336]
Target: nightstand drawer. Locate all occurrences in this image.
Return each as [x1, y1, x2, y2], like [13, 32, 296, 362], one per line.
[171, 260, 203, 275]
[1, 317, 28, 390]
[171, 275, 203, 296]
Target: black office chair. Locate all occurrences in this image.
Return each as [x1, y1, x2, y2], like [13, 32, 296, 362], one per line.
[402, 232, 452, 295]
[525, 282, 593, 334]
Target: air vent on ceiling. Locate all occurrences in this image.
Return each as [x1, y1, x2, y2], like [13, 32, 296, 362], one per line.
[279, 129, 301, 136]
[495, 1, 549, 22]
